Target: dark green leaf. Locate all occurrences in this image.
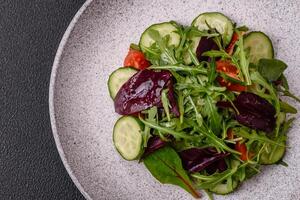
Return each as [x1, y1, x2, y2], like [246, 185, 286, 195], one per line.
[279, 101, 297, 114]
[144, 146, 201, 198]
[258, 58, 288, 81]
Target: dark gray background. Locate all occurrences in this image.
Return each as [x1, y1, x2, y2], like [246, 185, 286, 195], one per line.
[0, 1, 86, 199]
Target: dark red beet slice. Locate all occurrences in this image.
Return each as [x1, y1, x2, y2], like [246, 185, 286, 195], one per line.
[196, 37, 219, 61]
[217, 92, 276, 133]
[179, 147, 230, 173]
[114, 69, 179, 116]
[142, 136, 168, 158]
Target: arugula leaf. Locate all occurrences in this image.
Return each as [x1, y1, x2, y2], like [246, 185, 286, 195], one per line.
[144, 146, 201, 198]
[208, 58, 217, 83]
[202, 50, 230, 58]
[147, 29, 178, 64]
[161, 89, 171, 121]
[204, 96, 222, 135]
[279, 101, 297, 114]
[139, 116, 201, 140]
[143, 107, 158, 147]
[149, 65, 207, 74]
[258, 58, 287, 81]
[237, 31, 251, 85]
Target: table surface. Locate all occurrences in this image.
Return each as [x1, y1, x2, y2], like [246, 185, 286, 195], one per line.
[0, 1, 86, 199]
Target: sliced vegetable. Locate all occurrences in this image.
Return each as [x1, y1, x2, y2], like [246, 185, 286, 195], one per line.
[139, 22, 181, 52]
[244, 31, 274, 64]
[196, 37, 219, 61]
[114, 70, 173, 115]
[226, 32, 239, 55]
[216, 60, 247, 92]
[108, 67, 137, 99]
[192, 12, 234, 46]
[142, 136, 168, 158]
[227, 129, 248, 161]
[234, 92, 276, 133]
[209, 180, 238, 194]
[260, 140, 286, 165]
[124, 48, 151, 70]
[113, 116, 143, 160]
[179, 147, 230, 173]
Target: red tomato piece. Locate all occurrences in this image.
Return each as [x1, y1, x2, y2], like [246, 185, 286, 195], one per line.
[227, 129, 250, 161]
[123, 48, 151, 70]
[216, 60, 247, 92]
[226, 32, 239, 55]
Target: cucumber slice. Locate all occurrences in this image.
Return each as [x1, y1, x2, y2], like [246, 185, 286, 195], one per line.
[244, 31, 274, 64]
[209, 180, 238, 195]
[139, 22, 181, 52]
[259, 140, 285, 165]
[108, 67, 137, 99]
[192, 12, 234, 46]
[113, 116, 143, 160]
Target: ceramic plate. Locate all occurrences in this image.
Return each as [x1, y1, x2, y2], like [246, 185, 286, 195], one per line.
[49, 0, 300, 199]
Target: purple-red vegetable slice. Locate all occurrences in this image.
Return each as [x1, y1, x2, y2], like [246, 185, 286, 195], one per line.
[114, 69, 179, 116]
[142, 136, 168, 158]
[217, 92, 276, 133]
[196, 37, 219, 61]
[179, 147, 230, 173]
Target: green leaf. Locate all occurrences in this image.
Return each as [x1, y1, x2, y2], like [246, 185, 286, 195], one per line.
[143, 107, 157, 147]
[208, 58, 217, 83]
[204, 96, 222, 135]
[201, 50, 230, 58]
[279, 101, 297, 114]
[238, 32, 251, 85]
[144, 146, 201, 198]
[139, 116, 200, 140]
[258, 58, 287, 81]
[161, 89, 171, 121]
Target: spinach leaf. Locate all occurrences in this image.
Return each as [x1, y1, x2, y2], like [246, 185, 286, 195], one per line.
[143, 146, 201, 198]
[258, 58, 287, 81]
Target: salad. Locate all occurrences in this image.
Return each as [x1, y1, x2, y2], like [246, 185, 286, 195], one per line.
[107, 12, 299, 199]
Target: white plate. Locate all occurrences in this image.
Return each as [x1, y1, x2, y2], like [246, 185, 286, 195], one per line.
[49, 0, 300, 199]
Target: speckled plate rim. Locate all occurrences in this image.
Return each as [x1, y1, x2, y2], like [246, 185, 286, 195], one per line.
[49, 1, 94, 199]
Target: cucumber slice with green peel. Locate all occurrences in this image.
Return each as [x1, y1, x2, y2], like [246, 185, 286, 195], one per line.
[259, 140, 286, 165]
[209, 180, 238, 195]
[244, 31, 274, 64]
[113, 116, 143, 161]
[139, 22, 181, 52]
[192, 12, 234, 46]
[108, 67, 137, 99]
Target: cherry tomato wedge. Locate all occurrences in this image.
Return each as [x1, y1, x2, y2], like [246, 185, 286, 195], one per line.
[227, 129, 250, 161]
[216, 60, 247, 92]
[235, 142, 248, 161]
[123, 48, 151, 70]
[226, 32, 239, 55]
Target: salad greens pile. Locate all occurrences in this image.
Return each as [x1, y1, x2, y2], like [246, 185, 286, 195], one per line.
[107, 12, 299, 199]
